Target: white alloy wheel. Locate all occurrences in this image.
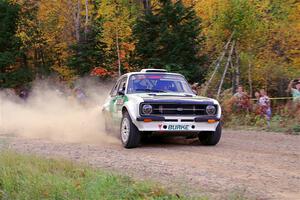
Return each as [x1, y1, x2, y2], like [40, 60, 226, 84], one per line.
[121, 117, 130, 143]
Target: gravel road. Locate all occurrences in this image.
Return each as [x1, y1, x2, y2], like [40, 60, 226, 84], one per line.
[1, 130, 300, 200]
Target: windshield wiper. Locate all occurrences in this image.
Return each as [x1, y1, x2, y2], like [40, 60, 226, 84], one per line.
[135, 88, 167, 93]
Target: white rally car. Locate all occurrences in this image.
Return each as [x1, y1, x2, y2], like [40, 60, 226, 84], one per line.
[102, 69, 222, 148]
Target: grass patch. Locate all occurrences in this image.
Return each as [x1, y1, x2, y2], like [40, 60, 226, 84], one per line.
[224, 113, 300, 134]
[0, 151, 205, 200]
[0, 138, 9, 151]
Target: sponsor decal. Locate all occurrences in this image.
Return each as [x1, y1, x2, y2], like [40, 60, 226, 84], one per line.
[116, 98, 124, 105]
[167, 125, 189, 130]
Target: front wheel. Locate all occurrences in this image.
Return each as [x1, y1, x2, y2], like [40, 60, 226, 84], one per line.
[120, 112, 141, 148]
[198, 123, 222, 145]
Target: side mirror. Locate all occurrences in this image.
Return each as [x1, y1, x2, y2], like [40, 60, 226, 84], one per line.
[118, 90, 125, 96]
[192, 89, 198, 95]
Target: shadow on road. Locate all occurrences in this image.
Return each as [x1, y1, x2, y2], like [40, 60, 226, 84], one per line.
[141, 136, 201, 147]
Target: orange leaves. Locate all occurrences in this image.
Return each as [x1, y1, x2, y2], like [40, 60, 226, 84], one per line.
[122, 42, 135, 52]
[90, 67, 110, 77]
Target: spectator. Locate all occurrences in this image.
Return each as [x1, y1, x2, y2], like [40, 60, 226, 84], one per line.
[254, 91, 260, 100]
[19, 88, 29, 100]
[232, 86, 250, 112]
[253, 91, 261, 114]
[288, 79, 300, 103]
[74, 88, 87, 105]
[258, 89, 271, 128]
[233, 85, 244, 100]
[191, 82, 199, 94]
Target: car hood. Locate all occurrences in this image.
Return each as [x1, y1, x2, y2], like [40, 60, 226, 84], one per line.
[128, 93, 216, 104]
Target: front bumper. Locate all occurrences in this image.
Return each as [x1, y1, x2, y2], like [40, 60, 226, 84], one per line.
[134, 116, 220, 132]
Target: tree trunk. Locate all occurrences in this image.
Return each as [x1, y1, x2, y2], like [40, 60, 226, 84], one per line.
[204, 32, 234, 95]
[67, 0, 75, 42]
[84, 0, 89, 41]
[217, 40, 236, 99]
[143, 0, 151, 14]
[235, 48, 240, 90]
[33, 48, 38, 69]
[248, 59, 253, 97]
[230, 58, 235, 95]
[116, 31, 121, 77]
[75, 0, 81, 43]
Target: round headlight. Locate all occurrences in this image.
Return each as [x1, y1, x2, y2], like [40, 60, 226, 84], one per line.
[206, 105, 216, 115]
[142, 104, 152, 115]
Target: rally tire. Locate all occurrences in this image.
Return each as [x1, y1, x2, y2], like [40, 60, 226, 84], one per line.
[198, 123, 222, 145]
[120, 112, 141, 148]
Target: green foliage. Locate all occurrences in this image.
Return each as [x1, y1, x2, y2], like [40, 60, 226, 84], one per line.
[0, 0, 32, 88]
[68, 18, 106, 76]
[214, 0, 260, 41]
[292, 124, 300, 134]
[133, 0, 206, 82]
[0, 0, 299, 92]
[223, 110, 300, 134]
[0, 151, 200, 200]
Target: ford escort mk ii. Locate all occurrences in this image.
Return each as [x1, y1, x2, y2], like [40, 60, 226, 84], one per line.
[102, 69, 222, 148]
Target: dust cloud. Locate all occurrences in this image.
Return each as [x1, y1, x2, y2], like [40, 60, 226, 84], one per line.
[0, 78, 118, 144]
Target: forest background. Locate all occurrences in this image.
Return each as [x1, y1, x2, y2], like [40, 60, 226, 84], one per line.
[1, 0, 299, 96]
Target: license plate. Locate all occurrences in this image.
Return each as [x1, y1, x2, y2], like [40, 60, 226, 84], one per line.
[167, 124, 189, 130]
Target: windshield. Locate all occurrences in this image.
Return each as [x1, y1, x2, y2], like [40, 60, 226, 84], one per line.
[127, 74, 194, 94]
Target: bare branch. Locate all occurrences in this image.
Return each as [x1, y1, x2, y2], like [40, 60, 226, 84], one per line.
[217, 40, 236, 99]
[204, 32, 234, 95]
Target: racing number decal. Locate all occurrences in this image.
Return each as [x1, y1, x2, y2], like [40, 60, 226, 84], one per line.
[115, 96, 125, 111]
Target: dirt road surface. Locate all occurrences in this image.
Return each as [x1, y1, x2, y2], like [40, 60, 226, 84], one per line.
[1, 130, 300, 200]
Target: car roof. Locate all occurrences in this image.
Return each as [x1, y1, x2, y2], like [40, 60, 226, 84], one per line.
[121, 71, 184, 78]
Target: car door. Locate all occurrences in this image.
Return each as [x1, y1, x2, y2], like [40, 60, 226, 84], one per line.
[109, 76, 128, 124]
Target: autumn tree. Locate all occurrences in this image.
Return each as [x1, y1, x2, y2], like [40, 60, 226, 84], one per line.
[97, 0, 137, 77]
[133, 0, 205, 82]
[68, 17, 106, 76]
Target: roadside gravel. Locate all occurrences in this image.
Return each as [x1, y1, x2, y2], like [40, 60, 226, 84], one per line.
[2, 130, 300, 200]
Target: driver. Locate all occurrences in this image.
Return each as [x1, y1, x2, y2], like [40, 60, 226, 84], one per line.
[156, 80, 173, 92]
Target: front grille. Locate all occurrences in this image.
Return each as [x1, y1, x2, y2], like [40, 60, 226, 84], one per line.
[140, 103, 217, 116]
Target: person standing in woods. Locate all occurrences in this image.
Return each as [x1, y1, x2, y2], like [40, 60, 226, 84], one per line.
[232, 86, 251, 112]
[258, 89, 272, 128]
[253, 91, 261, 114]
[288, 79, 300, 103]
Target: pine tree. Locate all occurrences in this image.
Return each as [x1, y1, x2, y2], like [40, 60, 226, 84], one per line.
[133, 0, 205, 82]
[68, 18, 106, 76]
[0, 0, 32, 88]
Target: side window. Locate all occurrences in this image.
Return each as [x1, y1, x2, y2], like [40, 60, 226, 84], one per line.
[110, 80, 120, 97]
[118, 77, 127, 93]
